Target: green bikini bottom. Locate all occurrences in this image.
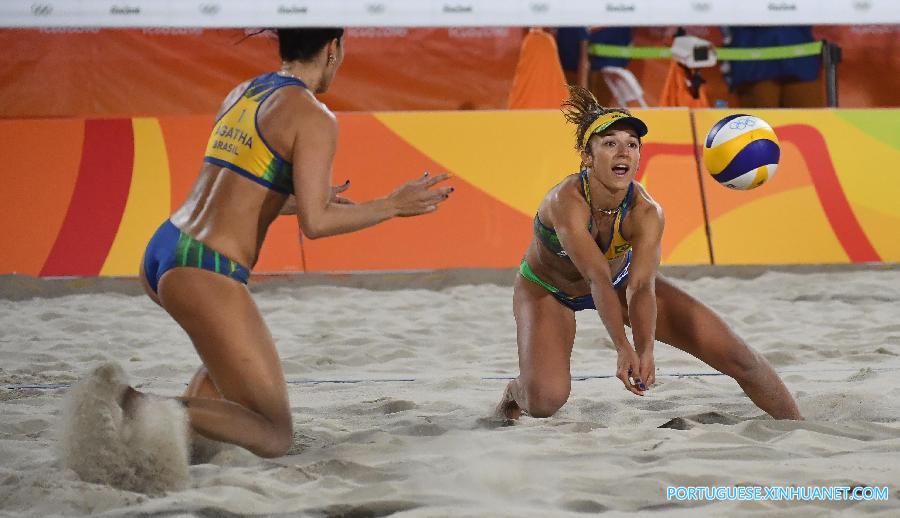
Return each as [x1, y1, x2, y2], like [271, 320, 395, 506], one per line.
[518, 252, 631, 311]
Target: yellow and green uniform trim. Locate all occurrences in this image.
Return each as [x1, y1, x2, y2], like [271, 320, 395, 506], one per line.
[203, 72, 305, 195]
[174, 231, 250, 284]
[534, 172, 634, 261]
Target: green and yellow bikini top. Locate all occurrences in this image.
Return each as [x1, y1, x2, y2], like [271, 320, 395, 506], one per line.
[534, 170, 634, 261]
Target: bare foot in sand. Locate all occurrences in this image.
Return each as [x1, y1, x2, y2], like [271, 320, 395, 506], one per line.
[495, 381, 522, 420]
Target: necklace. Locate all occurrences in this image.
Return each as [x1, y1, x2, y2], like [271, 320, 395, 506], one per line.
[582, 171, 622, 216]
[593, 205, 621, 216]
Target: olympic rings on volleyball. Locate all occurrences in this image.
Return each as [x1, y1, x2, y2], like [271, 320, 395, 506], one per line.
[728, 118, 757, 130]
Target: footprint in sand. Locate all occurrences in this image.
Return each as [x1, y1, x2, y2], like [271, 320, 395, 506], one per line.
[658, 411, 745, 430]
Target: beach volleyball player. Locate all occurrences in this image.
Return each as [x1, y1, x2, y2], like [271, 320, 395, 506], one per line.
[496, 86, 801, 421]
[72, 28, 451, 460]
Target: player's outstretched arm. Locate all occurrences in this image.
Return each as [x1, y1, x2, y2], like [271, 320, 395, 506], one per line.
[291, 107, 452, 239]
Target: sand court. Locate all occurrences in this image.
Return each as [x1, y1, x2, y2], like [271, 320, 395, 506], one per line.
[1, 266, 899, 515]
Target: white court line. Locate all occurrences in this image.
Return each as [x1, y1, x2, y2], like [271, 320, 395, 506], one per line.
[2, 366, 895, 390]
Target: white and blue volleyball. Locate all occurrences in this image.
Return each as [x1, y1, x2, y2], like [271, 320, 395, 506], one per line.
[703, 114, 780, 190]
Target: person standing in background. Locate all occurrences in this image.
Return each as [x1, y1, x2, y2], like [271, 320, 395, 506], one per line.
[555, 27, 634, 106]
[721, 26, 824, 108]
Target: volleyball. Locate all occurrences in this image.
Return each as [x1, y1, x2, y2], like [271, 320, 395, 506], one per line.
[702, 114, 780, 190]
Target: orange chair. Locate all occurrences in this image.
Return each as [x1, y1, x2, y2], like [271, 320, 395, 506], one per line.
[659, 60, 711, 108]
[507, 28, 570, 110]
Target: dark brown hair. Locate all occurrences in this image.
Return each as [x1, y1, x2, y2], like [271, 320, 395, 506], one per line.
[560, 85, 634, 151]
[277, 28, 344, 62]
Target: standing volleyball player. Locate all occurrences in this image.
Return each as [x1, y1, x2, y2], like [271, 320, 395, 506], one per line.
[496, 86, 801, 421]
[76, 28, 451, 461]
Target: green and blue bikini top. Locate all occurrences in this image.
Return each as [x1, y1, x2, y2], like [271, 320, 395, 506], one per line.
[534, 170, 634, 261]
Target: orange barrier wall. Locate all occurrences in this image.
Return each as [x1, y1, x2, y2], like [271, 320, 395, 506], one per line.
[0, 109, 705, 276]
[297, 109, 706, 271]
[1, 109, 896, 277]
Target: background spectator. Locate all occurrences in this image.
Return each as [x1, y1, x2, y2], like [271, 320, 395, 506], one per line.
[555, 27, 634, 106]
[721, 25, 824, 108]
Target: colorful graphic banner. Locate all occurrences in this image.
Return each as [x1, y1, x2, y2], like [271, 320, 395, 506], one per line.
[1, 108, 896, 277]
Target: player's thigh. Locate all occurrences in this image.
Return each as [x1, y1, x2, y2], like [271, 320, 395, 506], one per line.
[158, 268, 289, 424]
[513, 276, 577, 388]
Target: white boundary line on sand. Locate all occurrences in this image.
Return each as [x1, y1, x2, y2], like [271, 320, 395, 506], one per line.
[2, 366, 894, 390]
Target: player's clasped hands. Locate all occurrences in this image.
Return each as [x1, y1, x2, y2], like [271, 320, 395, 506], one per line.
[388, 171, 454, 216]
[617, 346, 654, 396]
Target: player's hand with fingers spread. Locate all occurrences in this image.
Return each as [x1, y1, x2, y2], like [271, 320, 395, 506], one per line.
[387, 171, 453, 217]
[616, 346, 645, 396]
